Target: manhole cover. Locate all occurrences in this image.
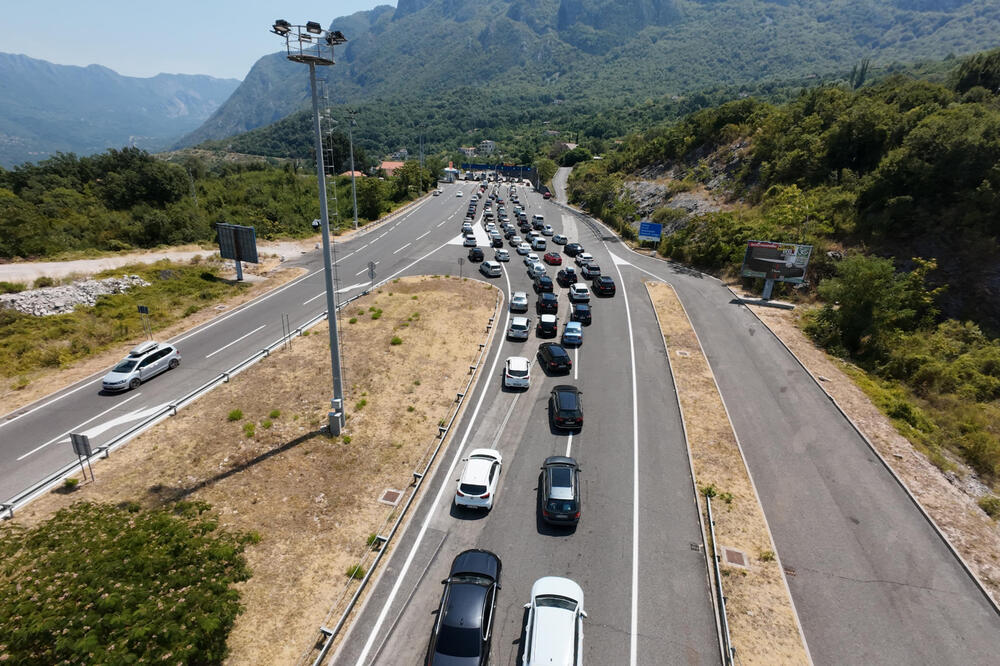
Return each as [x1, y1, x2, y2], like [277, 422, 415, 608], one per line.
[723, 547, 748, 568]
[379, 489, 402, 506]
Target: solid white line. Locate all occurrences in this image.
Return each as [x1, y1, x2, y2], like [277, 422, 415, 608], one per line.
[610, 248, 641, 666]
[393, 243, 411, 255]
[355, 261, 379, 277]
[565, 431, 574, 457]
[16, 392, 143, 461]
[0, 378, 102, 430]
[416, 231, 430, 240]
[353, 257, 512, 665]
[205, 325, 266, 358]
[302, 291, 325, 305]
[574, 346, 579, 380]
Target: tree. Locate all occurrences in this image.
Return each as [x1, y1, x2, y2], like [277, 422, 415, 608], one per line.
[356, 176, 384, 221]
[534, 157, 558, 184]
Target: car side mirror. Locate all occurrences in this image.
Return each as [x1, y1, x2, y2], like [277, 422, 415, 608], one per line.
[581, 610, 588, 618]
[441, 579, 449, 585]
[523, 603, 531, 609]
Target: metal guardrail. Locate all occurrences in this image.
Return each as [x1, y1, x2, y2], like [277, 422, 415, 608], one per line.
[706, 495, 735, 665]
[0, 289, 374, 521]
[304, 288, 502, 666]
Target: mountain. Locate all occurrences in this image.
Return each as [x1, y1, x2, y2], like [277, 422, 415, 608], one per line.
[178, 0, 1000, 151]
[0, 53, 240, 168]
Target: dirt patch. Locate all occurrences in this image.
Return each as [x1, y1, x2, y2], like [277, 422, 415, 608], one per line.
[743, 297, 1000, 606]
[0, 256, 306, 416]
[646, 281, 808, 665]
[10, 276, 498, 665]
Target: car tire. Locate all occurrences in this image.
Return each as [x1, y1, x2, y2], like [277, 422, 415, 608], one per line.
[168, 358, 180, 370]
[129, 378, 141, 390]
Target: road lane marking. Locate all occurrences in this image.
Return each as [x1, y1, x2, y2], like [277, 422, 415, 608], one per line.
[16, 392, 143, 461]
[574, 346, 579, 380]
[359, 243, 369, 250]
[490, 393, 520, 450]
[437, 220, 448, 227]
[334, 250, 356, 263]
[0, 379, 102, 430]
[610, 244, 642, 666]
[302, 292, 325, 305]
[335, 282, 369, 294]
[393, 243, 411, 255]
[205, 325, 266, 358]
[353, 253, 512, 665]
[416, 231, 430, 240]
[565, 431, 574, 457]
[355, 261, 379, 277]
[377, 232, 387, 239]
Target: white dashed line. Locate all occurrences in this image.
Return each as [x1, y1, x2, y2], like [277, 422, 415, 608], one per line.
[17, 392, 143, 460]
[416, 231, 430, 240]
[393, 243, 411, 255]
[205, 325, 266, 358]
[302, 292, 325, 306]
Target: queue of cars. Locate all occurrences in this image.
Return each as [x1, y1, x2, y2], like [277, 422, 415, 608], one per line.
[434, 182, 601, 665]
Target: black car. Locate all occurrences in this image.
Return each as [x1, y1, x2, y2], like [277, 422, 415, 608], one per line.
[426, 549, 502, 665]
[571, 302, 592, 325]
[540, 456, 581, 525]
[491, 237, 504, 248]
[535, 292, 559, 314]
[556, 267, 579, 287]
[537, 342, 572, 373]
[563, 243, 584, 257]
[536, 315, 558, 338]
[549, 384, 583, 430]
[533, 275, 554, 293]
[593, 275, 616, 296]
[581, 263, 601, 279]
[468, 247, 484, 262]
[504, 229, 516, 240]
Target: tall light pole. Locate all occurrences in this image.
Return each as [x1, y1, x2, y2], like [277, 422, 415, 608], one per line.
[272, 19, 348, 436]
[347, 109, 359, 229]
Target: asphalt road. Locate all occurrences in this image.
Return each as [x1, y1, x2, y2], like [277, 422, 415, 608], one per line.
[4, 174, 1000, 665]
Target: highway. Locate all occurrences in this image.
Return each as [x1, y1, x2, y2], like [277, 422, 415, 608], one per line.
[3, 175, 1000, 665]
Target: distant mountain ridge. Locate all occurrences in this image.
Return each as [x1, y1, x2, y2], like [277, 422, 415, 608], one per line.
[178, 0, 1000, 151]
[0, 53, 240, 168]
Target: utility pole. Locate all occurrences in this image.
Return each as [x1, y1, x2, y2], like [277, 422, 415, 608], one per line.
[347, 109, 360, 229]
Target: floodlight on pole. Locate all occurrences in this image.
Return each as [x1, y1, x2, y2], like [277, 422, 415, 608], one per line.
[271, 19, 347, 435]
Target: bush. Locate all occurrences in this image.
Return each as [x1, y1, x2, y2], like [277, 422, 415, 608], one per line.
[978, 495, 1000, 519]
[269, 409, 281, 419]
[0, 281, 26, 294]
[371, 309, 383, 320]
[0, 501, 251, 664]
[355, 398, 367, 410]
[63, 477, 79, 490]
[33, 276, 56, 289]
[261, 419, 273, 429]
[243, 422, 256, 438]
[227, 409, 243, 421]
[349, 317, 358, 324]
[390, 336, 403, 345]
[342, 435, 352, 444]
[346, 564, 366, 580]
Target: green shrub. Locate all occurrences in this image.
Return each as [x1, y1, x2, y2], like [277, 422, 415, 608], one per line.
[978, 495, 1000, 519]
[390, 336, 403, 345]
[342, 435, 352, 444]
[349, 317, 358, 324]
[33, 276, 56, 289]
[759, 550, 776, 562]
[63, 477, 79, 490]
[243, 422, 256, 438]
[261, 419, 273, 429]
[355, 398, 367, 410]
[371, 309, 383, 320]
[184, 305, 199, 317]
[227, 409, 243, 422]
[0, 501, 251, 664]
[700, 483, 718, 498]
[0, 281, 26, 294]
[407, 406, 415, 412]
[346, 564, 366, 579]
[269, 409, 281, 419]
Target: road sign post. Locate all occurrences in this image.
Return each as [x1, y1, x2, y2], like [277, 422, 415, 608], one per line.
[458, 257, 464, 279]
[70, 433, 94, 481]
[368, 261, 376, 293]
[137, 305, 152, 340]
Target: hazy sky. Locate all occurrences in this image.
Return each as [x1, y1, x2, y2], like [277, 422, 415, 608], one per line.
[4, 1, 390, 80]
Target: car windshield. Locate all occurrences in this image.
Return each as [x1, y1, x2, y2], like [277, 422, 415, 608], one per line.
[536, 595, 578, 611]
[508, 367, 528, 377]
[460, 483, 488, 495]
[112, 360, 137, 373]
[512, 323, 527, 331]
[436, 625, 482, 658]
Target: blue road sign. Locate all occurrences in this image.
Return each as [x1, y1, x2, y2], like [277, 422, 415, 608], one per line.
[638, 222, 663, 242]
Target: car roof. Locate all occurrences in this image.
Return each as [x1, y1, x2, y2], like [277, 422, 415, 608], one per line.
[565, 322, 582, 331]
[531, 576, 584, 603]
[129, 341, 160, 356]
[540, 292, 557, 301]
[512, 291, 527, 299]
[511, 316, 529, 326]
[543, 343, 568, 357]
[462, 455, 497, 486]
[540, 314, 557, 323]
[506, 356, 529, 371]
[450, 548, 501, 581]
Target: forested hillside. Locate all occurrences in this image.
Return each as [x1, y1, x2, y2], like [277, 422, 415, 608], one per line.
[180, 0, 1000, 149]
[567, 47, 1000, 489]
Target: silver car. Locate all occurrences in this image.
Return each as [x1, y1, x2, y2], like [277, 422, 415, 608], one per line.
[510, 291, 529, 312]
[507, 316, 531, 341]
[102, 341, 181, 392]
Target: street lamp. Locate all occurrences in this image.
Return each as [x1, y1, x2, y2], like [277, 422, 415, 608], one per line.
[272, 19, 348, 436]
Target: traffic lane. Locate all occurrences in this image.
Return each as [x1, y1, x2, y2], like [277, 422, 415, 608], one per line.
[619, 266, 721, 664]
[638, 260, 1000, 662]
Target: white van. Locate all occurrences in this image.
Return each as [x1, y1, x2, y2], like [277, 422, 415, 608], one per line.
[479, 261, 502, 278]
[532, 237, 547, 251]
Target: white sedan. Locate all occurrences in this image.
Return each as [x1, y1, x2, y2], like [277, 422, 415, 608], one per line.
[542, 225, 554, 236]
[523, 252, 540, 266]
[455, 449, 502, 510]
[456, 190, 464, 197]
[510, 291, 529, 312]
[522, 577, 587, 665]
[516, 242, 532, 255]
[503, 356, 531, 389]
[495, 248, 510, 262]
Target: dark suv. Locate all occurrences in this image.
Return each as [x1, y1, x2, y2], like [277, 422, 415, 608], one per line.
[563, 243, 583, 257]
[549, 384, 583, 430]
[592, 275, 616, 296]
[571, 302, 592, 325]
[533, 275, 554, 293]
[556, 267, 579, 287]
[540, 456, 581, 526]
[425, 549, 502, 665]
[468, 247, 484, 262]
[536, 292, 558, 314]
[537, 342, 572, 374]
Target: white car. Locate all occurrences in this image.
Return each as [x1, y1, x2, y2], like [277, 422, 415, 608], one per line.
[542, 225, 554, 236]
[495, 248, 510, 262]
[456, 190, 464, 197]
[517, 242, 532, 255]
[507, 316, 531, 340]
[522, 577, 587, 666]
[510, 292, 529, 312]
[532, 238, 547, 251]
[433, 189, 442, 196]
[480, 260, 502, 278]
[463, 236, 477, 247]
[455, 449, 502, 510]
[527, 262, 546, 278]
[568, 283, 590, 302]
[523, 252, 540, 266]
[552, 234, 568, 245]
[575, 252, 594, 267]
[503, 356, 531, 389]
[102, 341, 181, 392]
[462, 221, 473, 232]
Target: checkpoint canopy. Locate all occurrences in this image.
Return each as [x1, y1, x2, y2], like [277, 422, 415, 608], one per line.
[740, 240, 812, 285]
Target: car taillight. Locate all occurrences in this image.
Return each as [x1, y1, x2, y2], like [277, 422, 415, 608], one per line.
[480, 493, 490, 499]
[456, 490, 466, 497]
[574, 511, 581, 519]
[542, 509, 550, 517]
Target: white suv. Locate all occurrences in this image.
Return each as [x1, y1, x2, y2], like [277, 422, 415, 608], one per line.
[102, 341, 181, 392]
[522, 577, 586, 665]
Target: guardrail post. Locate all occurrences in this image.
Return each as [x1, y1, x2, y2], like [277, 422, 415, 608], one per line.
[469, 364, 476, 373]
[438, 426, 448, 437]
[222, 372, 230, 383]
[1, 503, 12, 520]
[412, 472, 423, 485]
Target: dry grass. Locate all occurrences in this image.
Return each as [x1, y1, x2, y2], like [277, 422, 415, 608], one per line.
[12, 275, 498, 665]
[745, 300, 1000, 606]
[646, 281, 808, 665]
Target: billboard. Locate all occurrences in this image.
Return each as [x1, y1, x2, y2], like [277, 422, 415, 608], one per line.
[740, 241, 812, 284]
[216, 223, 259, 264]
[638, 222, 663, 242]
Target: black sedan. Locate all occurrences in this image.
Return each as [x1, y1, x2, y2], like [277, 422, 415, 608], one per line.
[468, 247, 485, 262]
[592, 275, 616, 296]
[426, 549, 502, 665]
[533, 275, 554, 293]
[537, 342, 572, 374]
[563, 243, 584, 257]
[556, 267, 579, 287]
[571, 302, 592, 325]
[536, 292, 559, 314]
[549, 384, 583, 430]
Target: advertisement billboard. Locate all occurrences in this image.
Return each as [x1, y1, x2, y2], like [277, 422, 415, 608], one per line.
[740, 241, 812, 284]
[638, 222, 663, 242]
[216, 223, 259, 264]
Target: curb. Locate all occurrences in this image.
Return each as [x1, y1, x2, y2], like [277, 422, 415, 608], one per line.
[732, 287, 1000, 616]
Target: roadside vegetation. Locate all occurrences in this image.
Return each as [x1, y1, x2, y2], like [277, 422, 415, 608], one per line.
[566, 48, 1000, 495]
[0, 259, 245, 385]
[0, 500, 253, 663]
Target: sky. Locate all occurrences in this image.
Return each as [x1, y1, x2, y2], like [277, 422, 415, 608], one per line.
[3, 1, 390, 80]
